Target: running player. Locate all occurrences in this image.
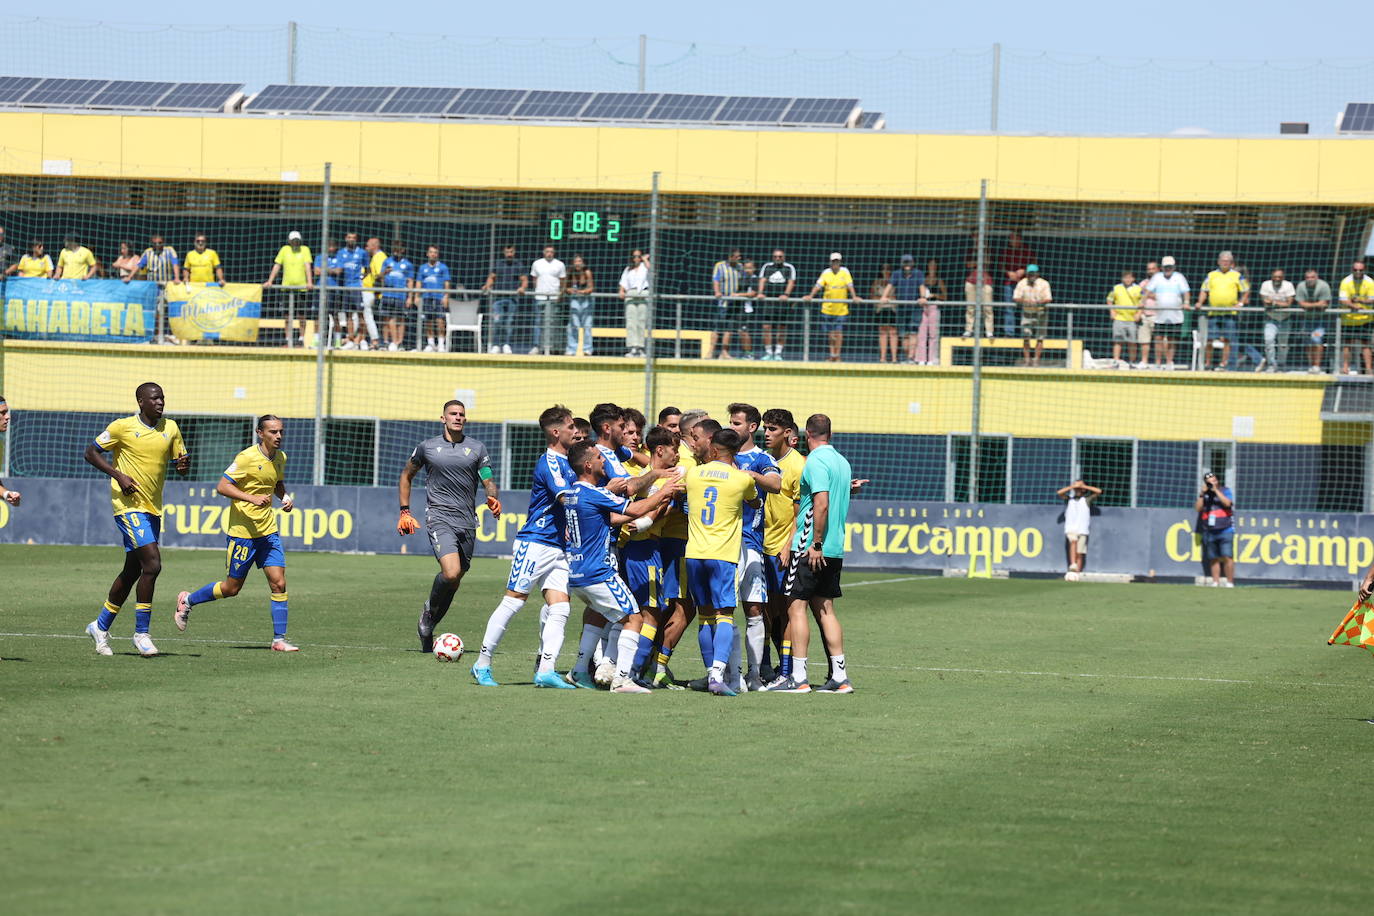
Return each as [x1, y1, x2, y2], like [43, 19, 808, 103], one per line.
[760, 407, 805, 678]
[727, 403, 782, 690]
[562, 440, 681, 694]
[398, 400, 501, 653]
[83, 383, 190, 657]
[175, 415, 299, 650]
[471, 405, 578, 689]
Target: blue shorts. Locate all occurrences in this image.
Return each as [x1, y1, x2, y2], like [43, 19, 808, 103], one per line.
[116, 512, 161, 552]
[622, 539, 662, 611]
[685, 558, 737, 611]
[763, 552, 786, 596]
[659, 537, 687, 603]
[1201, 527, 1234, 560]
[1207, 316, 1238, 340]
[226, 533, 286, 579]
[820, 314, 848, 334]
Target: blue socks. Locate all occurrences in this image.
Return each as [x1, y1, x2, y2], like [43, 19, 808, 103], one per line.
[270, 592, 289, 640]
[697, 615, 715, 665]
[632, 624, 657, 678]
[134, 602, 152, 634]
[96, 600, 119, 631]
[188, 581, 220, 606]
[712, 616, 735, 672]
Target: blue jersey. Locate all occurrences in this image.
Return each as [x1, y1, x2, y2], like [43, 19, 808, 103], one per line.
[418, 261, 450, 302]
[336, 246, 367, 287]
[564, 481, 630, 587]
[734, 445, 780, 553]
[516, 448, 574, 549]
[597, 443, 629, 486]
[381, 257, 414, 298]
[315, 252, 340, 287]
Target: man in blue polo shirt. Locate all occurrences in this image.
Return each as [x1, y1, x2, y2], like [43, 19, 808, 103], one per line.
[335, 232, 369, 349]
[417, 245, 451, 353]
[380, 243, 415, 352]
[1195, 471, 1235, 587]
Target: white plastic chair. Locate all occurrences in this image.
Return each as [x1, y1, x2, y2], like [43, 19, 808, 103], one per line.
[445, 299, 483, 353]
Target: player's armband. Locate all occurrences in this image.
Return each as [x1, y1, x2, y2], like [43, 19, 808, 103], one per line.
[479, 466, 493, 481]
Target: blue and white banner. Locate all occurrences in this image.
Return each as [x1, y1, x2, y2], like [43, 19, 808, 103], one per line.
[2, 278, 158, 342]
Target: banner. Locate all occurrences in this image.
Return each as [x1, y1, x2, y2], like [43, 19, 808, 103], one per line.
[0, 479, 1367, 584]
[166, 282, 262, 341]
[1, 278, 157, 342]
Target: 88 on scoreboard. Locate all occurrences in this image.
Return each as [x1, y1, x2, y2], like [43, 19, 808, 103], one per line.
[547, 210, 625, 243]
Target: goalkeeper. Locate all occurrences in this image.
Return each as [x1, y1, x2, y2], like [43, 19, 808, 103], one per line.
[398, 400, 501, 653]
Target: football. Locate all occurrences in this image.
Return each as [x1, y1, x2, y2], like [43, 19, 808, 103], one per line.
[433, 632, 464, 662]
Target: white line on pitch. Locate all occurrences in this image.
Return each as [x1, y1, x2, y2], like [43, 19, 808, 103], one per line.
[844, 575, 939, 587]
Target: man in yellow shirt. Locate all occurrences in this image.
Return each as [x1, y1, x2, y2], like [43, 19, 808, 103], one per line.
[685, 426, 761, 696]
[264, 231, 315, 347]
[176, 415, 300, 652]
[804, 252, 857, 362]
[761, 407, 805, 679]
[1196, 250, 1249, 371]
[647, 408, 706, 687]
[5, 240, 53, 278]
[183, 234, 225, 284]
[360, 236, 387, 349]
[1339, 259, 1374, 376]
[82, 382, 190, 657]
[1107, 269, 1143, 365]
[55, 236, 99, 280]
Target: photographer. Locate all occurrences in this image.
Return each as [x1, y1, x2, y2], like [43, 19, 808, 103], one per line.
[1194, 472, 1235, 587]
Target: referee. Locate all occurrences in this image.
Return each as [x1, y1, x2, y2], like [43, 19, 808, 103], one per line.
[398, 399, 502, 653]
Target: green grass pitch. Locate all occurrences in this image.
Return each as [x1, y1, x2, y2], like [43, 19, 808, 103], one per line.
[2, 543, 1372, 914]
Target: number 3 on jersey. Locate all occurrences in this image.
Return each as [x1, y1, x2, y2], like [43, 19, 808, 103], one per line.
[700, 486, 718, 525]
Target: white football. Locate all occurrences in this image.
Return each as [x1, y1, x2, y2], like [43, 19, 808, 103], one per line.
[433, 632, 465, 662]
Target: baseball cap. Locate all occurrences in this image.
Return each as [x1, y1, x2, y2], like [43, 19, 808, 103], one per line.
[900, 254, 914, 264]
[830, 252, 843, 261]
[288, 230, 303, 241]
[1026, 263, 1040, 273]
[1161, 256, 1176, 267]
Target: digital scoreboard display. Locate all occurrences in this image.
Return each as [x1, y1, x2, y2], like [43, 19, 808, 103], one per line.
[547, 210, 625, 243]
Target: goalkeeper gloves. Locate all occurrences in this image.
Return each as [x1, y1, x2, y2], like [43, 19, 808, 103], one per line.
[486, 496, 502, 518]
[397, 509, 420, 535]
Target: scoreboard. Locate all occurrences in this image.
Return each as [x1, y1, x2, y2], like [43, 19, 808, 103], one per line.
[547, 210, 627, 244]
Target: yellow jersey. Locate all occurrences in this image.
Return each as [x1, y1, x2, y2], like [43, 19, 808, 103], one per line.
[662, 445, 697, 540]
[1340, 274, 1374, 327]
[273, 244, 313, 287]
[763, 448, 805, 556]
[816, 267, 854, 316]
[363, 250, 388, 288]
[1108, 283, 1142, 322]
[94, 415, 186, 517]
[17, 254, 52, 277]
[685, 461, 757, 562]
[224, 445, 287, 538]
[57, 246, 96, 280]
[1202, 269, 1247, 311]
[184, 248, 221, 283]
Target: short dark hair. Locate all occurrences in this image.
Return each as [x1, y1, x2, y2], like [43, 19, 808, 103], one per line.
[711, 428, 743, 454]
[539, 404, 573, 432]
[805, 413, 832, 439]
[567, 440, 598, 472]
[135, 382, 161, 400]
[590, 403, 622, 437]
[644, 425, 676, 451]
[256, 414, 282, 430]
[442, 399, 466, 411]
[622, 407, 647, 433]
[573, 418, 592, 438]
[762, 407, 796, 431]
[728, 402, 760, 427]
[657, 406, 681, 423]
[696, 418, 722, 438]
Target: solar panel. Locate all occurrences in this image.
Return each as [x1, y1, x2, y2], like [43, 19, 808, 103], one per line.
[715, 96, 793, 123]
[856, 111, 886, 129]
[21, 78, 111, 107]
[88, 80, 176, 108]
[0, 76, 42, 103]
[381, 86, 462, 115]
[512, 90, 593, 119]
[784, 97, 859, 126]
[313, 85, 397, 114]
[646, 94, 726, 122]
[157, 82, 242, 111]
[246, 84, 330, 112]
[579, 92, 660, 121]
[1340, 102, 1374, 132]
[447, 88, 527, 117]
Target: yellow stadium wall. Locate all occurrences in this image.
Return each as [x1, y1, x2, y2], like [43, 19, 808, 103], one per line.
[1, 111, 1371, 204]
[3, 340, 1348, 445]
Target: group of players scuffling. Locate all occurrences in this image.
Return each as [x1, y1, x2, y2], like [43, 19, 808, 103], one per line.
[68, 382, 860, 694]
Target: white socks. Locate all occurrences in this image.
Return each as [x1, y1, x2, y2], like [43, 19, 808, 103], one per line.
[603, 621, 624, 665]
[794, 656, 808, 685]
[476, 595, 524, 667]
[615, 625, 639, 678]
[573, 623, 602, 674]
[537, 601, 570, 674]
[831, 653, 848, 683]
[745, 615, 765, 680]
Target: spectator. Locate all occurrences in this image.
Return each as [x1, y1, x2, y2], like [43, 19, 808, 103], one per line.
[710, 249, 746, 359]
[313, 238, 341, 341]
[1233, 261, 1265, 370]
[618, 248, 651, 358]
[738, 259, 759, 359]
[0, 226, 12, 279]
[999, 230, 1036, 337]
[359, 236, 386, 349]
[1106, 269, 1142, 366]
[962, 258, 994, 338]
[1056, 479, 1101, 580]
[6, 240, 52, 278]
[1339, 260, 1374, 376]
[55, 236, 100, 280]
[529, 244, 566, 355]
[1014, 264, 1053, 367]
[379, 242, 415, 351]
[481, 244, 527, 355]
[871, 262, 897, 363]
[1294, 268, 1331, 374]
[804, 252, 857, 363]
[890, 256, 935, 365]
[265, 230, 314, 348]
[416, 245, 451, 353]
[1137, 260, 1159, 368]
[112, 241, 140, 281]
[184, 233, 225, 285]
[1196, 250, 1248, 371]
[334, 233, 368, 349]
[1195, 471, 1235, 588]
[1259, 267, 1295, 373]
[134, 234, 180, 285]
[924, 258, 949, 303]
[1143, 255, 1189, 370]
[758, 248, 797, 361]
[564, 253, 595, 356]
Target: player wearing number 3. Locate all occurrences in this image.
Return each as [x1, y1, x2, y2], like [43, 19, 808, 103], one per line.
[176, 415, 299, 651]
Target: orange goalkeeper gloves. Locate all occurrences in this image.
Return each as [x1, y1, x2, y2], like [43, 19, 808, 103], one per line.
[397, 509, 421, 535]
[486, 495, 502, 518]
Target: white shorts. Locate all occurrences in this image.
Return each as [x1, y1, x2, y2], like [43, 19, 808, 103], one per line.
[570, 575, 639, 623]
[505, 539, 570, 596]
[738, 546, 768, 604]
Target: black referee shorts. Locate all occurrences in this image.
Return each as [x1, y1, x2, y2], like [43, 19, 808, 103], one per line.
[783, 553, 843, 600]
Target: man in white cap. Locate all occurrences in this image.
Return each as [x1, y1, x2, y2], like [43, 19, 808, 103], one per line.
[804, 253, 857, 362]
[1143, 256, 1190, 370]
[265, 231, 315, 347]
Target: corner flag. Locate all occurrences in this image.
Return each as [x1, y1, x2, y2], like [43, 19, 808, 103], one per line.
[1328, 599, 1374, 655]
